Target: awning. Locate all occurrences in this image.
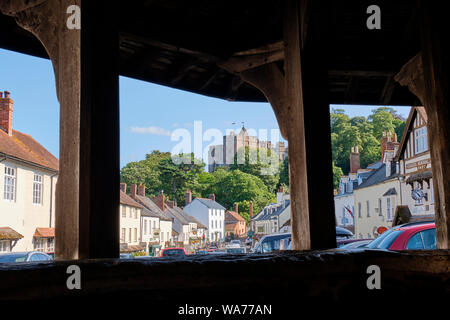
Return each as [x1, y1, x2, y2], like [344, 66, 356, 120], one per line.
[34, 227, 55, 238]
[405, 170, 432, 184]
[120, 245, 144, 253]
[0, 227, 24, 240]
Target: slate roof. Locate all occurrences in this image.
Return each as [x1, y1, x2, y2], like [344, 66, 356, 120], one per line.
[354, 164, 398, 190]
[135, 195, 172, 221]
[120, 190, 143, 209]
[252, 200, 290, 222]
[0, 129, 59, 171]
[165, 205, 190, 225]
[195, 198, 226, 210]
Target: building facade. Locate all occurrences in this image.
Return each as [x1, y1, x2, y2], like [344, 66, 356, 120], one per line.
[183, 193, 225, 241]
[0, 91, 58, 253]
[354, 131, 401, 239]
[119, 189, 144, 253]
[224, 203, 247, 239]
[251, 189, 290, 236]
[395, 107, 435, 220]
[208, 126, 287, 172]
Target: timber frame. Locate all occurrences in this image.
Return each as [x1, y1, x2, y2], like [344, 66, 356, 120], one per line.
[0, 0, 449, 258]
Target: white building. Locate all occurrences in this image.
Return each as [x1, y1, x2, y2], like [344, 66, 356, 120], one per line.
[127, 184, 174, 255]
[251, 189, 290, 235]
[0, 91, 58, 253]
[354, 131, 401, 239]
[119, 189, 143, 253]
[394, 107, 435, 222]
[184, 194, 225, 241]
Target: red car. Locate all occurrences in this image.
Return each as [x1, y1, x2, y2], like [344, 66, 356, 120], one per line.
[160, 247, 187, 257]
[366, 221, 436, 250]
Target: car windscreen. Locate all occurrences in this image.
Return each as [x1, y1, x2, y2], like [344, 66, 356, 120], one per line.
[162, 249, 184, 256]
[0, 254, 27, 262]
[367, 229, 403, 249]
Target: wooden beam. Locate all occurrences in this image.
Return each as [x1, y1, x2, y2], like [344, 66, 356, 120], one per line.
[284, 0, 311, 250]
[380, 75, 396, 105]
[79, 0, 120, 258]
[419, 1, 450, 249]
[218, 49, 284, 74]
[240, 63, 288, 139]
[329, 70, 395, 77]
[301, 0, 336, 250]
[233, 41, 285, 56]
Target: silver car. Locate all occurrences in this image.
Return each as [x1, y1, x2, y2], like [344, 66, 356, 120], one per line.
[0, 251, 53, 263]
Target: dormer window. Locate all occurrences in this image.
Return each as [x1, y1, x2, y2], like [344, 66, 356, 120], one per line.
[414, 127, 428, 154]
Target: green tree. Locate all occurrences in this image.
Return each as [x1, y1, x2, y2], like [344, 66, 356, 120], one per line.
[278, 156, 289, 188]
[332, 162, 343, 191]
[230, 147, 280, 193]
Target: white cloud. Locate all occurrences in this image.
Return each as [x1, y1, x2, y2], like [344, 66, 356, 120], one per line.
[130, 126, 172, 136]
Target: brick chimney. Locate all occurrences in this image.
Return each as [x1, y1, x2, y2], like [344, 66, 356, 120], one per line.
[155, 190, 165, 211]
[209, 193, 215, 202]
[381, 131, 400, 161]
[349, 146, 360, 173]
[233, 202, 238, 213]
[130, 184, 137, 199]
[120, 183, 127, 193]
[185, 189, 192, 205]
[0, 90, 13, 136]
[249, 201, 253, 218]
[138, 184, 145, 196]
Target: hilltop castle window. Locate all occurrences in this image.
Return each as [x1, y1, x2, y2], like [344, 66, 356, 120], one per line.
[33, 174, 43, 205]
[414, 127, 428, 154]
[3, 165, 16, 201]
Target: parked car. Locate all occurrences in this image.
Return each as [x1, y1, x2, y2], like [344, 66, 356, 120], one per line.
[245, 238, 252, 246]
[229, 240, 241, 247]
[120, 253, 134, 259]
[251, 233, 292, 253]
[226, 247, 246, 254]
[160, 247, 187, 257]
[336, 226, 354, 239]
[366, 221, 436, 250]
[195, 250, 208, 255]
[337, 239, 372, 249]
[0, 251, 53, 263]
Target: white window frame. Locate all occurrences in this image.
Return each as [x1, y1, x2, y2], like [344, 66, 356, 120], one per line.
[414, 127, 428, 154]
[121, 228, 126, 242]
[4, 165, 16, 201]
[0, 240, 11, 253]
[47, 238, 54, 252]
[34, 238, 45, 252]
[33, 173, 43, 205]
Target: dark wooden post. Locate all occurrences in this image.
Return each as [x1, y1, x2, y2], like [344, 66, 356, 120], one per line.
[301, 0, 336, 249]
[284, 0, 311, 250]
[79, 0, 120, 258]
[419, 1, 450, 249]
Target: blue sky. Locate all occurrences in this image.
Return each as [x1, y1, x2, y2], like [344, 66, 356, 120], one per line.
[0, 48, 411, 168]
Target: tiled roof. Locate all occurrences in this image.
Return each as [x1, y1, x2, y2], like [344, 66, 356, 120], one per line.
[120, 190, 143, 209]
[33, 227, 55, 238]
[225, 210, 245, 223]
[355, 164, 398, 190]
[0, 227, 23, 240]
[165, 205, 190, 225]
[135, 195, 172, 221]
[194, 198, 226, 210]
[0, 129, 59, 171]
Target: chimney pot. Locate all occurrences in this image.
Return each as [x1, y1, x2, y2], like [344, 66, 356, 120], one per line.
[120, 183, 127, 193]
[249, 201, 253, 217]
[130, 184, 137, 199]
[233, 202, 238, 213]
[0, 91, 13, 136]
[209, 193, 215, 201]
[349, 146, 361, 173]
[185, 189, 192, 205]
[138, 184, 145, 196]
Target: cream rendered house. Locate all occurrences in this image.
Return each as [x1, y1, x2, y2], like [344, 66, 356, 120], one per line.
[354, 132, 400, 239]
[119, 189, 143, 253]
[0, 91, 58, 253]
